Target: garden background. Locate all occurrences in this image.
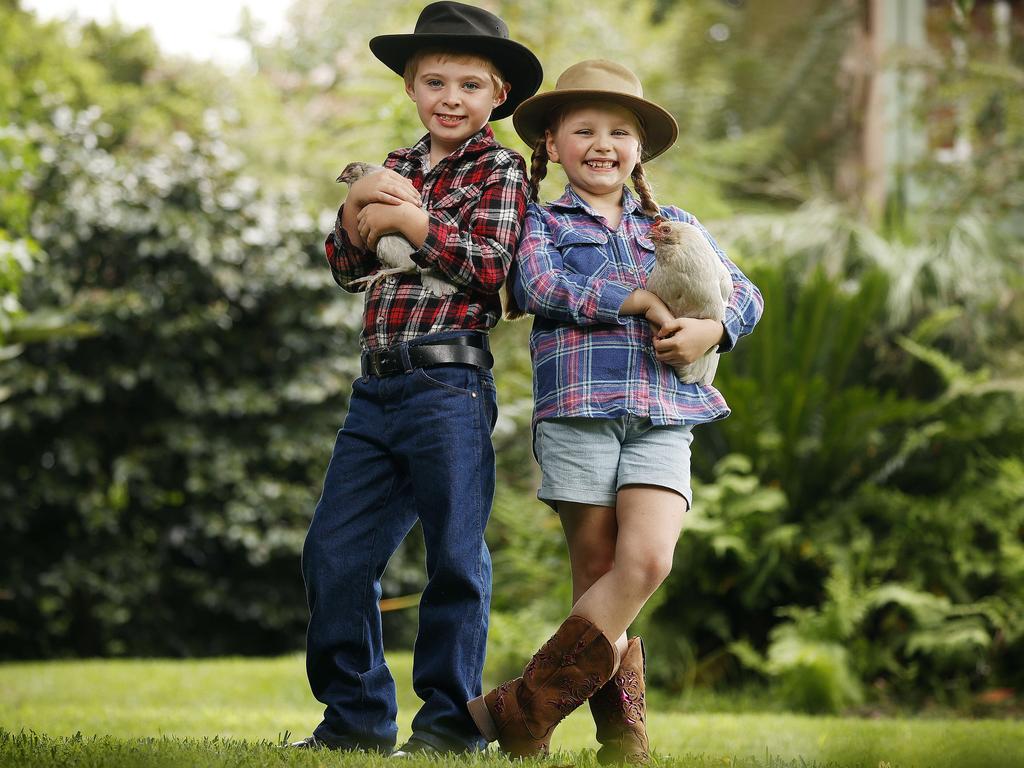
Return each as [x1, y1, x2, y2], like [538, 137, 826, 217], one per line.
[1, 0, 1022, 765]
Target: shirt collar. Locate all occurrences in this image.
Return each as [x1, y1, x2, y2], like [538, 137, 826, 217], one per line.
[549, 184, 644, 218]
[393, 125, 497, 165]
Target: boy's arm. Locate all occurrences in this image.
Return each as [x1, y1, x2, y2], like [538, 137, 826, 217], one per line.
[662, 207, 764, 352]
[325, 206, 378, 292]
[410, 154, 530, 294]
[325, 171, 390, 292]
[345, 167, 423, 250]
[326, 162, 422, 293]
[512, 207, 638, 327]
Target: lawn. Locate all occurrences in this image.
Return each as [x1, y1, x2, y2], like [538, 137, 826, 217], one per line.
[2, 652, 1022, 768]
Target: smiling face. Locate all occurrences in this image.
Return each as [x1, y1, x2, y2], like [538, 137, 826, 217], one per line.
[546, 102, 643, 207]
[405, 53, 509, 159]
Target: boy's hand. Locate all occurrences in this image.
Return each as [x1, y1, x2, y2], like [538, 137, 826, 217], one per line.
[348, 169, 421, 208]
[653, 318, 725, 365]
[357, 202, 429, 250]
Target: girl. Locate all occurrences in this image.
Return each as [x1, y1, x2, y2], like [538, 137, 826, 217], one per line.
[467, 60, 764, 762]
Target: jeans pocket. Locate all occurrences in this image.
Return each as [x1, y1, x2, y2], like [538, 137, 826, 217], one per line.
[478, 369, 497, 432]
[414, 365, 478, 396]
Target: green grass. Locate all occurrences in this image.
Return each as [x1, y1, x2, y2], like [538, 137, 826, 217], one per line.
[2, 653, 1023, 768]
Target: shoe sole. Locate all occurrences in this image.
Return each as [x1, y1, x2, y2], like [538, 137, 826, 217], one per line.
[467, 696, 498, 743]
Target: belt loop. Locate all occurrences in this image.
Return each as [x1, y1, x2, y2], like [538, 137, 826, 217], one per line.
[397, 341, 414, 372]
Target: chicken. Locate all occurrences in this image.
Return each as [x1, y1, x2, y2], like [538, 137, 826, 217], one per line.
[646, 217, 733, 385]
[336, 162, 456, 297]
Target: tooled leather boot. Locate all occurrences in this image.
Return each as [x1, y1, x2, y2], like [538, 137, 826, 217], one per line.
[468, 615, 620, 758]
[589, 636, 650, 764]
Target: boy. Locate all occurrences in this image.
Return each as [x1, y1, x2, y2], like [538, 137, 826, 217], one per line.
[290, 1, 542, 756]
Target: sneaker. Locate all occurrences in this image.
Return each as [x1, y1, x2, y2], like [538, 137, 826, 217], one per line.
[390, 738, 440, 758]
[281, 735, 335, 750]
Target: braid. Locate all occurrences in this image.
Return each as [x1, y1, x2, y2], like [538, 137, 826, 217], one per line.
[502, 137, 550, 321]
[631, 162, 660, 217]
[528, 137, 548, 204]
[502, 272, 526, 320]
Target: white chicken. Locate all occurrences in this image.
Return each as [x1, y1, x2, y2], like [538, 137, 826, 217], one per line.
[646, 217, 733, 385]
[336, 162, 456, 297]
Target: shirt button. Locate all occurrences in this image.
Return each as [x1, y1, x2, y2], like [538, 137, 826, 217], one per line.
[376, 317, 384, 325]
[386, 276, 396, 284]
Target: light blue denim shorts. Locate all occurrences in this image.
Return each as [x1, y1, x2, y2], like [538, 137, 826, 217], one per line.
[534, 416, 693, 511]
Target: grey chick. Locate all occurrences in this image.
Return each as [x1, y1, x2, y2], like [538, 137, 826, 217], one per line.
[646, 218, 733, 385]
[336, 162, 456, 297]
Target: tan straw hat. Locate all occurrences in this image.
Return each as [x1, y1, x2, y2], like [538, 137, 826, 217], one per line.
[512, 59, 679, 161]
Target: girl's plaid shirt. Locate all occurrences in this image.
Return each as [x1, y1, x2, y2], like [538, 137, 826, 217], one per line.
[325, 126, 528, 351]
[511, 186, 764, 430]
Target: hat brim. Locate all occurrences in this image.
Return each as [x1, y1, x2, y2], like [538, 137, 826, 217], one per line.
[512, 90, 679, 161]
[369, 34, 543, 120]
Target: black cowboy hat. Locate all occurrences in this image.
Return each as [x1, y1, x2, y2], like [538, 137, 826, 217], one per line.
[369, 1, 542, 120]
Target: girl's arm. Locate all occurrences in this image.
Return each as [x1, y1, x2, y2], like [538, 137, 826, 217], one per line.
[512, 206, 671, 327]
[620, 289, 677, 331]
[653, 317, 727, 366]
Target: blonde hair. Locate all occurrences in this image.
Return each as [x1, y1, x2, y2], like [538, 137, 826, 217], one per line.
[403, 48, 505, 95]
[503, 103, 661, 320]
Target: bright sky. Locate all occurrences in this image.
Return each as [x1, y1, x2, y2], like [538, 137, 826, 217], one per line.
[22, 0, 291, 67]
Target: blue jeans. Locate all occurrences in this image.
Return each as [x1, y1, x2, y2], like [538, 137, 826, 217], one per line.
[302, 333, 497, 752]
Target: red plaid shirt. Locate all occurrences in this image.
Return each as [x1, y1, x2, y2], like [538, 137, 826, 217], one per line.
[325, 126, 528, 351]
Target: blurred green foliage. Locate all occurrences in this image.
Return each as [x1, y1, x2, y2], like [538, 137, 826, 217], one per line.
[1, 0, 1022, 716]
[0, 2, 359, 656]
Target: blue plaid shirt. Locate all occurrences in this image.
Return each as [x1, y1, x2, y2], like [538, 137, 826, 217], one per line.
[511, 185, 763, 430]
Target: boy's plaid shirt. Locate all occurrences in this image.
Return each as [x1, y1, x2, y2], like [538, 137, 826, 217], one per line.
[325, 126, 528, 351]
[511, 186, 764, 430]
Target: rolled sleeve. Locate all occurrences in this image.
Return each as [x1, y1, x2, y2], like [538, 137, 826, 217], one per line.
[325, 203, 377, 292]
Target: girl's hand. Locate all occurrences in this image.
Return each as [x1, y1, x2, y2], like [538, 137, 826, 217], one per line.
[654, 318, 725, 365]
[349, 169, 421, 208]
[644, 300, 675, 333]
[620, 290, 674, 332]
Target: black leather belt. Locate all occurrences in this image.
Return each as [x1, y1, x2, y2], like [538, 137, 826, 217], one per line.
[361, 335, 493, 377]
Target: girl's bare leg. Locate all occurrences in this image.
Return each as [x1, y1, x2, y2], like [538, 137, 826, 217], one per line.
[568, 485, 687, 641]
[558, 502, 627, 657]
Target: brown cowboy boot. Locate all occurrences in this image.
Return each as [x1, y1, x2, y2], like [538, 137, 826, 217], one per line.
[468, 615, 620, 758]
[589, 636, 650, 764]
